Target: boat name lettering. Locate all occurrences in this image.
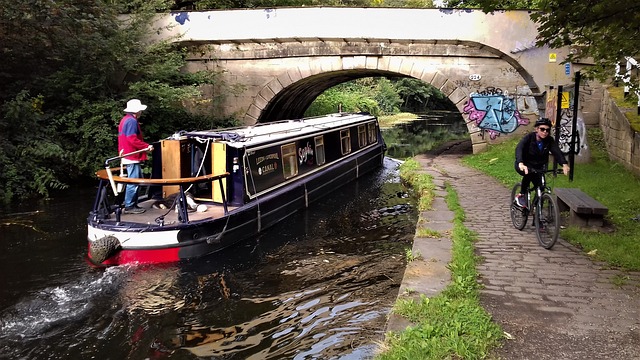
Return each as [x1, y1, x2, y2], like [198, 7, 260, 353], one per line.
[256, 153, 280, 165]
[258, 162, 277, 175]
[298, 142, 314, 164]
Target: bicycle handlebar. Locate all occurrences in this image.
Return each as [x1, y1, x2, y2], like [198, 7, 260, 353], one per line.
[527, 168, 562, 175]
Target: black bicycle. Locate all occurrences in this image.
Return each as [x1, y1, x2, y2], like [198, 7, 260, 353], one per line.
[510, 168, 560, 249]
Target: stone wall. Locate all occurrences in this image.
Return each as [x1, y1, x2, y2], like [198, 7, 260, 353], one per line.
[600, 88, 640, 177]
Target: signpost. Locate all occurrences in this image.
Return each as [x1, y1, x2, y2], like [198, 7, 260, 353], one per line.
[569, 71, 581, 181]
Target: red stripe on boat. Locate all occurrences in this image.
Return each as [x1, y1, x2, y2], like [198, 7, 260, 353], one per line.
[89, 247, 181, 266]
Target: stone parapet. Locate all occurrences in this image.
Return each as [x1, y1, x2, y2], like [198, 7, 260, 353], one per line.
[600, 89, 640, 177]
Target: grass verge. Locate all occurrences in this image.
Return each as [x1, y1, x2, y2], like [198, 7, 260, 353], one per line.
[376, 159, 503, 360]
[461, 128, 640, 270]
[396, 158, 435, 211]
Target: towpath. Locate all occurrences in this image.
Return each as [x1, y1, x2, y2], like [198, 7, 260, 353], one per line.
[390, 150, 640, 359]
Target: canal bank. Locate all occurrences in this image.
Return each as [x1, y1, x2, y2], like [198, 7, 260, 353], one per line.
[384, 148, 640, 359]
[384, 155, 455, 334]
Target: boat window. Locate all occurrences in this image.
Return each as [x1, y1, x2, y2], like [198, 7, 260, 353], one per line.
[340, 129, 351, 155]
[368, 122, 377, 144]
[315, 136, 326, 165]
[281, 143, 298, 179]
[358, 125, 367, 147]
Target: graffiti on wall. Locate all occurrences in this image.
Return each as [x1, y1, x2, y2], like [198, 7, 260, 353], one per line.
[545, 87, 587, 156]
[557, 107, 587, 156]
[463, 87, 529, 140]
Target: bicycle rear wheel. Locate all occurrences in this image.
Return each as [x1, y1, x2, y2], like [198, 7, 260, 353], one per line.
[535, 192, 560, 249]
[510, 183, 527, 230]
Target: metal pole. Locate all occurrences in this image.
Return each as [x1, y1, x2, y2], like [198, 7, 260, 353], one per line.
[554, 85, 563, 174]
[569, 71, 581, 182]
[625, 58, 632, 97]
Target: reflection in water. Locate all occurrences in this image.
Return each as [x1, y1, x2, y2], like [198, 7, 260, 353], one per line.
[384, 111, 469, 159]
[173, 289, 375, 359]
[0, 111, 464, 359]
[170, 247, 404, 359]
[119, 266, 187, 316]
[157, 157, 413, 359]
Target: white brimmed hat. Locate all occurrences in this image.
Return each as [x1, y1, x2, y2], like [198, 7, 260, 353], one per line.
[124, 99, 147, 113]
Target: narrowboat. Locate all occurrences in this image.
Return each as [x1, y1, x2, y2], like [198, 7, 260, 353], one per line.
[87, 112, 385, 266]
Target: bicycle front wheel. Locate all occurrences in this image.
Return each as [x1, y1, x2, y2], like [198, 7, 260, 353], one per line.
[510, 183, 527, 230]
[535, 192, 560, 249]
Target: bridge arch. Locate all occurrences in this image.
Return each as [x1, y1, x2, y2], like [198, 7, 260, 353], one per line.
[243, 40, 540, 151]
[164, 8, 577, 152]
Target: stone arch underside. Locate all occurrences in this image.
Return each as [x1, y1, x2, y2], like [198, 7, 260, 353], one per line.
[257, 69, 406, 121]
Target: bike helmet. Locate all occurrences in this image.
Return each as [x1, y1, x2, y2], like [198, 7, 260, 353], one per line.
[534, 117, 552, 127]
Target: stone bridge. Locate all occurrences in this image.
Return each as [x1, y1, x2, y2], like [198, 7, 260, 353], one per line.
[154, 7, 585, 152]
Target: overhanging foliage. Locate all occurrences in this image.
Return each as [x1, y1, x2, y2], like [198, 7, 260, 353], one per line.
[445, 0, 640, 84]
[0, 0, 233, 203]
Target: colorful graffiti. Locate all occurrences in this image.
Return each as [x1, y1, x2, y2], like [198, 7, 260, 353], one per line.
[545, 87, 587, 156]
[557, 108, 586, 156]
[463, 87, 529, 139]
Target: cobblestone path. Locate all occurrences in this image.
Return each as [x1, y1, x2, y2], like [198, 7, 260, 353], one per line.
[418, 154, 640, 360]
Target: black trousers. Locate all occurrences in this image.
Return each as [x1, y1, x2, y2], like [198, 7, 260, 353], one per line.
[514, 161, 542, 195]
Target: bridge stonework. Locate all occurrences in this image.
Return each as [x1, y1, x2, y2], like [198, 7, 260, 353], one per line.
[157, 8, 585, 152]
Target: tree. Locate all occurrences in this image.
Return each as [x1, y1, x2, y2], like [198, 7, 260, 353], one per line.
[0, 0, 231, 203]
[445, 0, 640, 84]
[304, 82, 382, 116]
[393, 78, 449, 112]
[533, 0, 640, 84]
[443, 0, 541, 9]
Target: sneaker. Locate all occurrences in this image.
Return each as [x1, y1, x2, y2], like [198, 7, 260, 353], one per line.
[514, 194, 527, 208]
[124, 206, 146, 214]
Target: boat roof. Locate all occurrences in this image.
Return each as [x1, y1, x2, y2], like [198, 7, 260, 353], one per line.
[184, 112, 376, 148]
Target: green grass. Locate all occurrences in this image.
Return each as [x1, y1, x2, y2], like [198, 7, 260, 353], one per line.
[416, 227, 443, 238]
[462, 128, 640, 270]
[377, 159, 503, 360]
[405, 248, 423, 262]
[607, 85, 640, 132]
[398, 158, 435, 211]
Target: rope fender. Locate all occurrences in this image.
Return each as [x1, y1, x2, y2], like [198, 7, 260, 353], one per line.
[89, 235, 121, 264]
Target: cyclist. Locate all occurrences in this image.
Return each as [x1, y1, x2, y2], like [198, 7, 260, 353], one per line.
[514, 117, 570, 208]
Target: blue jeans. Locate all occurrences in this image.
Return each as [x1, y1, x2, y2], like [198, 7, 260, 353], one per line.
[124, 163, 142, 208]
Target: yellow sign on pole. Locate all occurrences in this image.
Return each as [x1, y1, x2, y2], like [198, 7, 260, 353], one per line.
[561, 92, 570, 108]
[549, 53, 557, 63]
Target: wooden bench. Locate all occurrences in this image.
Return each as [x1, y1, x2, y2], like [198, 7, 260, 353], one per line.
[554, 188, 609, 227]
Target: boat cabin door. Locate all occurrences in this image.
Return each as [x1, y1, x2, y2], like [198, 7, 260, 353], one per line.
[211, 142, 227, 203]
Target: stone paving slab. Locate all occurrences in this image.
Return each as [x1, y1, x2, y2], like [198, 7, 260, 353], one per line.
[385, 171, 454, 334]
[387, 153, 640, 359]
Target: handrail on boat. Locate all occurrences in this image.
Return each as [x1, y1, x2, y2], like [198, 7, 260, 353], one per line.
[96, 168, 230, 185]
[103, 148, 150, 168]
[94, 169, 231, 223]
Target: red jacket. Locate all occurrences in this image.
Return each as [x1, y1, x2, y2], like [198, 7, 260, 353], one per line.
[118, 114, 149, 162]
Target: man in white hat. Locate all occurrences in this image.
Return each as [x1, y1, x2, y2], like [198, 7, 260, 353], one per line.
[118, 99, 153, 214]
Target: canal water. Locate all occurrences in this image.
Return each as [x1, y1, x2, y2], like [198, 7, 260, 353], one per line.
[0, 112, 468, 359]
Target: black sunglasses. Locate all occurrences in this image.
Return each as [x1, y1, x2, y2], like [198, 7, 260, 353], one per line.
[538, 127, 550, 133]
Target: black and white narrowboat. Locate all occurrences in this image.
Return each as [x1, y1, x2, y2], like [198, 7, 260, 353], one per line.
[87, 112, 385, 266]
